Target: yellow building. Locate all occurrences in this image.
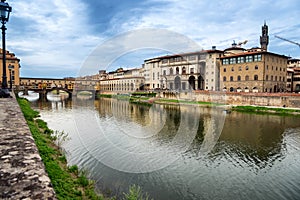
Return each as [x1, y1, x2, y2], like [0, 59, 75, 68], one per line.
[220, 48, 288, 93]
[220, 23, 288, 93]
[0, 49, 21, 88]
[20, 77, 75, 90]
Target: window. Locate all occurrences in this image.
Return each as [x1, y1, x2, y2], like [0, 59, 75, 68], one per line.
[190, 68, 194, 74]
[237, 76, 241, 81]
[182, 67, 186, 74]
[239, 66, 242, 71]
[245, 55, 253, 62]
[254, 75, 258, 81]
[266, 75, 268, 80]
[231, 67, 234, 71]
[254, 54, 262, 61]
[222, 59, 229, 65]
[255, 65, 258, 70]
[175, 57, 182, 62]
[245, 66, 249, 70]
[157, 72, 159, 80]
[176, 67, 179, 75]
[170, 68, 173, 75]
[266, 65, 269, 70]
[223, 76, 227, 82]
[162, 59, 168, 64]
[237, 57, 244, 63]
[230, 76, 233, 81]
[153, 73, 155, 80]
[230, 57, 236, 64]
[189, 55, 196, 61]
[275, 76, 277, 81]
[245, 75, 249, 81]
[163, 70, 166, 75]
[223, 68, 226, 72]
[271, 75, 273, 81]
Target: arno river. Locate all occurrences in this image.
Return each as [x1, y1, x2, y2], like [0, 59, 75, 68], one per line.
[29, 94, 300, 200]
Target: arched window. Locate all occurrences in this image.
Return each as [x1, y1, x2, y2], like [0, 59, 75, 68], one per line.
[231, 67, 234, 71]
[254, 75, 258, 81]
[176, 67, 179, 75]
[255, 65, 258, 70]
[230, 76, 233, 81]
[239, 66, 242, 71]
[245, 66, 249, 70]
[230, 87, 234, 92]
[266, 75, 268, 80]
[182, 67, 186, 74]
[237, 75, 241, 81]
[223, 76, 226, 82]
[245, 75, 249, 81]
[170, 68, 173, 75]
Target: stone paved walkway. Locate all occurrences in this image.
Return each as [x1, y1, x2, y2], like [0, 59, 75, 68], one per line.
[0, 95, 56, 199]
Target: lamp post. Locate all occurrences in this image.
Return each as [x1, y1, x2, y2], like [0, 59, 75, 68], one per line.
[0, 0, 11, 98]
[8, 64, 13, 90]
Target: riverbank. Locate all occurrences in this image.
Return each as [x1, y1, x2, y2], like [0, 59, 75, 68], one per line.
[98, 93, 300, 116]
[17, 98, 105, 200]
[17, 97, 153, 200]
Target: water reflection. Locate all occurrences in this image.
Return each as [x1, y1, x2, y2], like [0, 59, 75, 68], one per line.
[18, 91, 39, 101]
[31, 97, 300, 200]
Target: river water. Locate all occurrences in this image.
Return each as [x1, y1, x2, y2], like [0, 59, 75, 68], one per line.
[29, 95, 300, 200]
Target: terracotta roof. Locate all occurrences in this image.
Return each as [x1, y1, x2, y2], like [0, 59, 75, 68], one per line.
[144, 49, 223, 62]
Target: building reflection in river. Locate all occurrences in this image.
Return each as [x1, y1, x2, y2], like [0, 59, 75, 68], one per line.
[31, 97, 300, 199]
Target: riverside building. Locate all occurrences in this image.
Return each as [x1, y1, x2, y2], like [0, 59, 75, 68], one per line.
[144, 48, 223, 91]
[0, 49, 21, 88]
[287, 58, 300, 92]
[220, 23, 288, 93]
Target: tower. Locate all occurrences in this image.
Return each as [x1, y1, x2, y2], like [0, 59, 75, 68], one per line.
[260, 21, 269, 51]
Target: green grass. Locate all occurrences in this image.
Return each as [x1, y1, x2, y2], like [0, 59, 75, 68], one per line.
[131, 92, 156, 97]
[123, 185, 153, 200]
[17, 98, 106, 200]
[17, 97, 153, 200]
[97, 94, 113, 98]
[232, 105, 300, 116]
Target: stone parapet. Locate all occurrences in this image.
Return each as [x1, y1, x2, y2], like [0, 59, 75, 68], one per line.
[0, 95, 56, 199]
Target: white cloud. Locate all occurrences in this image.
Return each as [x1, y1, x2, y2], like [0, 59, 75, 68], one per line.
[8, 0, 103, 77]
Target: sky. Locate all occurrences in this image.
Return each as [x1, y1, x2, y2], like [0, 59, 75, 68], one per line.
[6, 0, 300, 78]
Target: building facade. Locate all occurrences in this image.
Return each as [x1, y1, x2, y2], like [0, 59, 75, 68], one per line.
[20, 77, 75, 90]
[220, 22, 288, 93]
[143, 48, 223, 91]
[99, 68, 145, 92]
[287, 58, 300, 92]
[220, 48, 288, 93]
[0, 49, 21, 88]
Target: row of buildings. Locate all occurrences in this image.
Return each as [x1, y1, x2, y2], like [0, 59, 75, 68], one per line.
[96, 23, 299, 93]
[1, 23, 300, 94]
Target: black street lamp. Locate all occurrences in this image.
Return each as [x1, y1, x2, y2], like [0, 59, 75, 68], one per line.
[8, 64, 13, 90]
[0, 0, 12, 98]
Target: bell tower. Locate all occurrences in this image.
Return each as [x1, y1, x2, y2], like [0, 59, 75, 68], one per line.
[260, 21, 269, 51]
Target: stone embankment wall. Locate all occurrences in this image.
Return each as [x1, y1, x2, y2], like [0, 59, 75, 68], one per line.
[160, 91, 300, 108]
[0, 96, 56, 199]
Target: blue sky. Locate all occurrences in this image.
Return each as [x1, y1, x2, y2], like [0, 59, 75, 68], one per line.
[6, 0, 300, 78]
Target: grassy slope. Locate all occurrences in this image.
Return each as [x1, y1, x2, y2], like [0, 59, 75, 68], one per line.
[17, 98, 105, 200]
